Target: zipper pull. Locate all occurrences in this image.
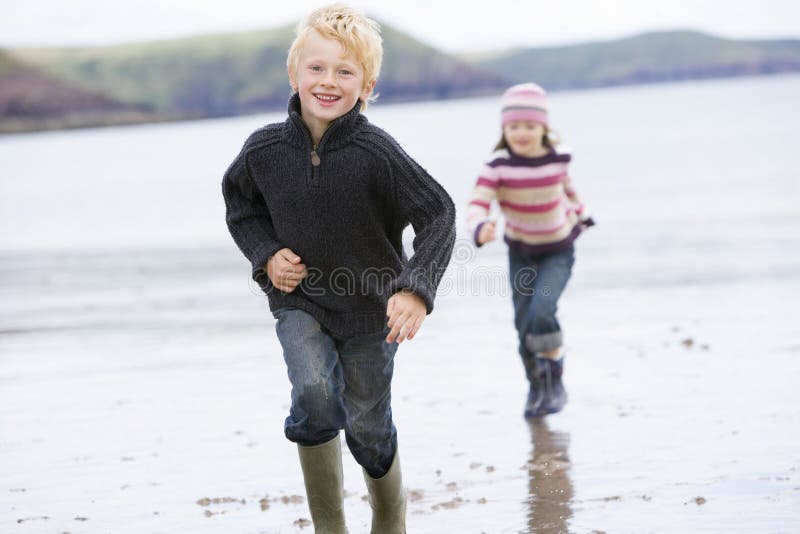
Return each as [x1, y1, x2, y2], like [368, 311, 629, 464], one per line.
[311, 150, 320, 167]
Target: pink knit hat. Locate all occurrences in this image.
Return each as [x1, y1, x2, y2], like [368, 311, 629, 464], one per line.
[500, 83, 548, 126]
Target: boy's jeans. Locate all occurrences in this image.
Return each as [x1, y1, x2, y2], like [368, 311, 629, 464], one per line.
[508, 246, 575, 357]
[274, 307, 398, 478]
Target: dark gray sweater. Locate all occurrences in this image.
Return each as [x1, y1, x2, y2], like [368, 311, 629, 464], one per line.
[222, 95, 456, 338]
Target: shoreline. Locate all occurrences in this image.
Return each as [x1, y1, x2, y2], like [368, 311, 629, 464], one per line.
[3, 72, 797, 136]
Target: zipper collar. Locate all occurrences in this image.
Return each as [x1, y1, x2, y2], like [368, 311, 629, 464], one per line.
[283, 93, 365, 152]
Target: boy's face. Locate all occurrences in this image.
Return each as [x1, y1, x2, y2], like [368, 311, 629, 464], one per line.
[289, 30, 375, 138]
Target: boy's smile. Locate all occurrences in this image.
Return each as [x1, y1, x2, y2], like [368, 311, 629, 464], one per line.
[290, 30, 375, 144]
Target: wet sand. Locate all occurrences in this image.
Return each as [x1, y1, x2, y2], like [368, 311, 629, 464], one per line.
[1, 235, 798, 533]
[2, 76, 800, 532]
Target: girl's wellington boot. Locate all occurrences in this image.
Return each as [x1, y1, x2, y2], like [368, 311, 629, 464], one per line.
[522, 354, 545, 418]
[534, 355, 568, 416]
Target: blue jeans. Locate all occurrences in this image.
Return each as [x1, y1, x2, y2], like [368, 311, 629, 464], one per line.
[509, 246, 575, 357]
[273, 308, 399, 478]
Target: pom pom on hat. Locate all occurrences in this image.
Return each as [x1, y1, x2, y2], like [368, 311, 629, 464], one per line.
[501, 83, 548, 126]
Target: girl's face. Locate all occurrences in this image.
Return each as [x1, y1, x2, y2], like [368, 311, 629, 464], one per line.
[503, 120, 547, 158]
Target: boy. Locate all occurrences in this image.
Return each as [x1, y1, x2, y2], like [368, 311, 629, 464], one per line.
[221, 4, 456, 533]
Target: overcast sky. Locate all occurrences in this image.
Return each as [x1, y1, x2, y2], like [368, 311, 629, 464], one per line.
[2, 0, 798, 52]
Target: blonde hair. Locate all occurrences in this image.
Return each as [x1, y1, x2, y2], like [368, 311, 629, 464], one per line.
[286, 3, 383, 110]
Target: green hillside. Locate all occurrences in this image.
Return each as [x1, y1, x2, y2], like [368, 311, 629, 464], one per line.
[465, 30, 800, 89]
[11, 23, 504, 118]
[0, 49, 159, 132]
[12, 27, 301, 116]
[2, 28, 799, 133]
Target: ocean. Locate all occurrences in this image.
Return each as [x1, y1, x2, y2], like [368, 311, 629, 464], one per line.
[2, 74, 799, 533]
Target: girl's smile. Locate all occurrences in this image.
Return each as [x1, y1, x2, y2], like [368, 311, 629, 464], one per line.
[503, 120, 548, 158]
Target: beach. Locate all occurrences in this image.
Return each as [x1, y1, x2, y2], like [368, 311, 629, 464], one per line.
[2, 75, 799, 533]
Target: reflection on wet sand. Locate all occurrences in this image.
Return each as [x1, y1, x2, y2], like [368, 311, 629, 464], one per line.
[525, 420, 573, 533]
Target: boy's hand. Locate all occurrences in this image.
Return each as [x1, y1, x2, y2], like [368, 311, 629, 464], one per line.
[386, 290, 427, 344]
[266, 248, 307, 293]
[477, 221, 496, 245]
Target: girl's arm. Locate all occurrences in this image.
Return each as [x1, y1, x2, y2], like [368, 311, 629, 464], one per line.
[563, 173, 595, 226]
[466, 162, 500, 245]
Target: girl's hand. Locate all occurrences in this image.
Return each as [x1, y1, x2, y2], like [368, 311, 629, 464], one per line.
[477, 221, 497, 245]
[386, 290, 427, 344]
[266, 248, 308, 293]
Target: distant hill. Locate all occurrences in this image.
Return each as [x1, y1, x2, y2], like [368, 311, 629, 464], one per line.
[0, 49, 162, 132]
[464, 30, 800, 89]
[4, 23, 504, 132]
[1, 28, 798, 133]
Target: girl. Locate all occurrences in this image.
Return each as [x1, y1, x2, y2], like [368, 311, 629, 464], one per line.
[466, 83, 594, 418]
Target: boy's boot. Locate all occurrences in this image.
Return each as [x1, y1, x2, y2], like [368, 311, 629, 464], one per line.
[297, 437, 348, 534]
[521, 354, 544, 419]
[535, 354, 568, 416]
[362, 451, 406, 534]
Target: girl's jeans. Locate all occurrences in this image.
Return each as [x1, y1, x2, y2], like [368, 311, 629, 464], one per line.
[508, 245, 575, 358]
[273, 307, 398, 478]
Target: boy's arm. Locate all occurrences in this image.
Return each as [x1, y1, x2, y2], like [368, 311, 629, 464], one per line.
[221, 146, 286, 283]
[385, 289, 426, 344]
[387, 145, 456, 315]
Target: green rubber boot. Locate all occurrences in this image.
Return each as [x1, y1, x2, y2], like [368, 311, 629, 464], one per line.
[363, 452, 406, 534]
[297, 437, 348, 534]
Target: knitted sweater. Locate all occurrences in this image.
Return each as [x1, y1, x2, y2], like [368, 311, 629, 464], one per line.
[466, 147, 591, 256]
[222, 94, 456, 338]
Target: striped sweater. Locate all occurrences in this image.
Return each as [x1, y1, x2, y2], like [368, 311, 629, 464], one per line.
[466, 147, 592, 256]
